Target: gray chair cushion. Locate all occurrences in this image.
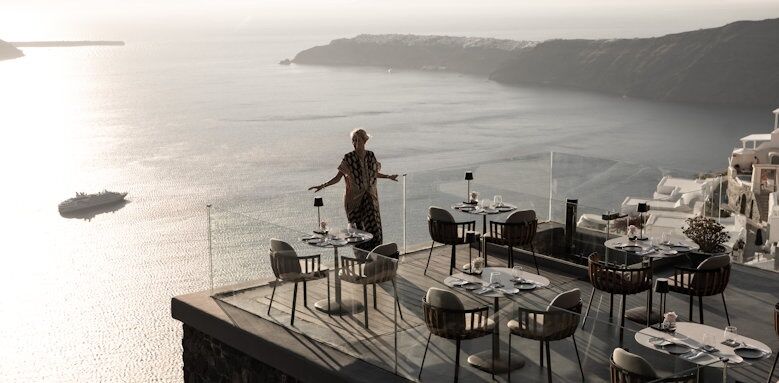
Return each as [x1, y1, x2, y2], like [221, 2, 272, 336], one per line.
[363, 253, 397, 282]
[506, 209, 536, 224]
[548, 288, 581, 311]
[697, 254, 730, 270]
[428, 206, 455, 223]
[612, 348, 658, 378]
[426, 287, 463, 310]
[269, 239, 301, 277]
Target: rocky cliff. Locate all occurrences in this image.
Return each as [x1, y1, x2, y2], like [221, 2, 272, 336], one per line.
[0, 39, 23, 61]
[490, 18, 779, 107]
[293, 34, 536, 75]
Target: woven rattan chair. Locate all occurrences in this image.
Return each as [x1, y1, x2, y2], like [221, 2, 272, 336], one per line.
[610, 348, 696, 382]
[419, 288, 494, 382]
[667, 255, 731, 325]
[766, 302, 778, 383]
[507, 289, 584, 383]
[340, 243, 403, 328]
[582, 253, 652, 344]
[268, 239, 330, 326]
[487, 209, 540, 273]
[425, 206, 476, 276]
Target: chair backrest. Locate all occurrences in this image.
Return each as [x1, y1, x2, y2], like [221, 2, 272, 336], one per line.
[506, 209, 536, 224]
[774, 302, 779, 338]
[610, 348, 658, 382]
[424, 287, 465, 334]
[428, 206, 454, 223]
[428, 206, 461, 245]
[363, 251, 399, 283]
[371, 242, 400, 259]
[269, 239, 301, 278]
[690, 255, 731, 294]
[548, 288, 581, 311]
[588, 254, 652, 295]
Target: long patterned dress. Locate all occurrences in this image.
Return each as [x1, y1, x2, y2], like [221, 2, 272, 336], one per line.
[338, 150, 383, 251]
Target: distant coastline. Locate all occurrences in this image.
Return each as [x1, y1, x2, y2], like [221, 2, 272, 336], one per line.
[0, 39, 24, 61]
[292, 18, 779, 108]
[11, 41, 125, 47]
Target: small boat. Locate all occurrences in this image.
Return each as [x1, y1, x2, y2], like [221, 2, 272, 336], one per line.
[58, 190, 127, 214]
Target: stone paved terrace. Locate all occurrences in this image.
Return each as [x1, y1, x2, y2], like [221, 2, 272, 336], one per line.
[172, 243, 779, 382]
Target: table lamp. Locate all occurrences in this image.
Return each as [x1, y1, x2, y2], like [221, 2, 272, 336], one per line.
[465, 171, 474, 202]
[637, 203, 650, 240]
[655, 278, 670, 314]
[314, 197, 324, 228]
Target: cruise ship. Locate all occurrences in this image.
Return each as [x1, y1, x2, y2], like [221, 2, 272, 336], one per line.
[58, 190, 128, 214]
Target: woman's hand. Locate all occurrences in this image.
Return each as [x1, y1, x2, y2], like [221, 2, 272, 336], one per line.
[388, 174, 399, 181]
[309, 185, 324, 192]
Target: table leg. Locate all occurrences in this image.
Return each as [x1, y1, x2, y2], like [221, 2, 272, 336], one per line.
[315, 246, 365, 315]
[482, 215, 488, 266]
[467, 297, 525, 373]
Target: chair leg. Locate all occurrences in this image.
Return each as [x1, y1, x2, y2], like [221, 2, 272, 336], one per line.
[545, 341, 552, 383]
[267, 284, 277, 315]
[291, 282, 298, 326]
[572, 336, 584, 382]
[540, 340, 544, 366]
[619, 294, 626, 345]
[418, 333, 432, 379]
[303, 281, 308, 307]
[609, 293, 614, 319]
[698, 295, 704, 324]
[373, 284, 378, 309]
[424, 241, 434, 276]
[689, 294, 694, 322]
[454, 339, 461, 383]
[532, 244, 540, 275]
[450, 244, 456, 276]
[508, 246, 513, 268]
[363, 284, 369, 329]
[391, 279, 403, 320]
[508, 334, 513, 383]
[582, 289, 595, 329]
[767, 351, 779, 383]
[721, 293, 731, 326]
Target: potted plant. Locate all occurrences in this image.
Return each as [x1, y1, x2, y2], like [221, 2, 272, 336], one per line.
[682, 216, 730, 265]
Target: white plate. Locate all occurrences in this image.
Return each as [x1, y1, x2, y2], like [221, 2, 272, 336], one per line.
[499, 287, 520, 294]
[515, 282, 536, 290]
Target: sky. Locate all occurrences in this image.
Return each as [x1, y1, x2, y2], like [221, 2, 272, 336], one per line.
[2, 0, 778, 41]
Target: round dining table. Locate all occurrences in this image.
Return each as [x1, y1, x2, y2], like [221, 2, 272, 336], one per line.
[635, 321, 773, 369]
[301, 229, 373, 315]
[443, 266, 550, 373]
[603, 234, 700, 326]
[452, 202, 516, 267]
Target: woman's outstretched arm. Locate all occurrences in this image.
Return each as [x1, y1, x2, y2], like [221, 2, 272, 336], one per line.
[309, 172, 344, 192]
[377, 172, 399, 181]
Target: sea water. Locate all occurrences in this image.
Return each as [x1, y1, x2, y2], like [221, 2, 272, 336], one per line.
[0, 35, 768, 381]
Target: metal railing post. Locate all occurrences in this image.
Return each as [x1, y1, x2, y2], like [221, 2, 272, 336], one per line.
[207, 204, 213, 295]
[402, 173, 407, 255]
[548, 151, 554, 221]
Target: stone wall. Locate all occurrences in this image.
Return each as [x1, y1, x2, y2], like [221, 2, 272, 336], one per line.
[726, 179, 760, 221]
[182, 324, 301, 383]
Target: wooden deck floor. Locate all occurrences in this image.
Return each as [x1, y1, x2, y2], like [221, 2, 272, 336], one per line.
[215, 243, 779, 382]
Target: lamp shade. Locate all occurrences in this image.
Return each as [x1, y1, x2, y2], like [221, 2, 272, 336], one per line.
[755, 228, 764, 246]
[637, 202, 650, 213]
[314, 196, 324, 207]
[654, 278, 670, 294]
[464, 171, 474, 181]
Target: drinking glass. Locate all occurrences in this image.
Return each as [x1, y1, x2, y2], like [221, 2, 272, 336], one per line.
[320, 220, 328, 233]
[494, 195, 503, 207]
[347, 222, 356, 236]
[512, 266, 523, 281]
[724, 326, 738, 343]
[702, 333, 715, 348]
[661, 232, 670, 245]
[489, 272, 501, 287]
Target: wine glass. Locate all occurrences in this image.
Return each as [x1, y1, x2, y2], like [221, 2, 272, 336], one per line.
[702, 333, 715, 349]
[724, 326, 738, 344]
[512, 266, 523, 281]
[494, 195, 503, 207]
[347, 222, 356, 236]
